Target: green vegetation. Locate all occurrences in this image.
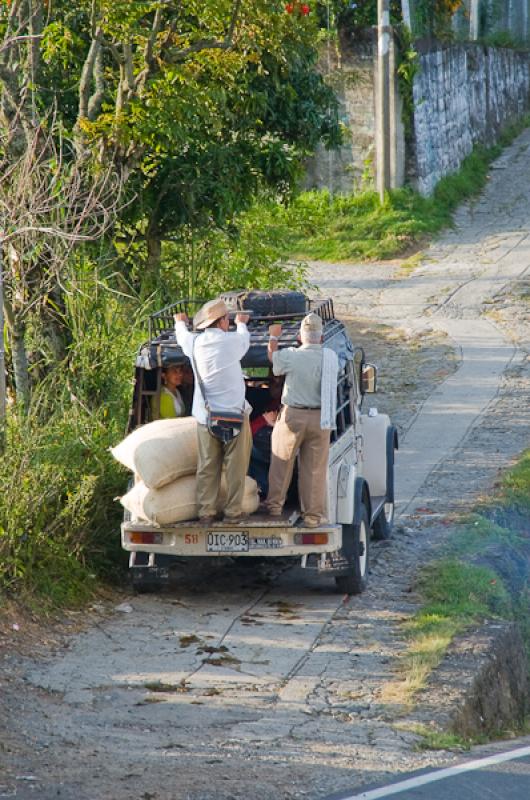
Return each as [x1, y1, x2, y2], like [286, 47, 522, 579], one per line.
[481, 31, 528, 50]
[282, 187, 445, 261]
[385, 449, 530, 708]
[0, 265, 141, 608]
[265, 112, 530, 263]
[0, 2, 339, 609]
[404, 720, 530, 752]
[382, 560, 510, 706]
[395, 26, 420, 140]
[284, 141, 524, 261]
[335, 0, 464, 42]
[413, 727, 472, 752]
[500, 450, 530, 510]
[268, 165, 473, 262]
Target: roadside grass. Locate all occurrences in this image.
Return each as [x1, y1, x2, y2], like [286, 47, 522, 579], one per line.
[383, 449, 530, 712]
[381, 561, 510, 707]
[412, 727, 472, 752]
[277, 113, 530, 262]
[284, 187, 450, 261]
[393, 723, 472, 752]
[500, 450, 530, 510]
[397, 718, 530, 753]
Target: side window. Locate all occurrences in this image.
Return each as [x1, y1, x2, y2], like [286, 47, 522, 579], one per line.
[352, 348, 364, 403]
[141, 367, 160, 423]
[333, 367, 351, 440]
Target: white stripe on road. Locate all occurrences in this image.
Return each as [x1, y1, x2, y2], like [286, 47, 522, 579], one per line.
[337, 745, 530, 799]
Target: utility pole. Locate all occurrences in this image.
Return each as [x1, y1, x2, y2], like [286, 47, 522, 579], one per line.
[377, 0, 392, 203]
[400, 0, 411, 30]
[470, 0, 480, 40]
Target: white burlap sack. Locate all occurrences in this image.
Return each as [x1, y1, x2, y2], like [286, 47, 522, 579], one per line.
[120, 474, 259, 525]
[111, 417, 198, 489]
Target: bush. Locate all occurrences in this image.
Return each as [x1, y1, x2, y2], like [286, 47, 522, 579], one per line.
[138, 205, 307, 304]
[0, 227, 309, 609]
[0, 400, 126, 605]
[0, 263, 142, 607]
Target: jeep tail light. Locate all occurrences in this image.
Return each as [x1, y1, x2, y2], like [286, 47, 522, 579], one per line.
[130, 532, 163, 545]
[294, 533, 328, 545]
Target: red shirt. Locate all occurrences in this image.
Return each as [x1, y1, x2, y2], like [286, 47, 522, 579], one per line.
[251, 415, 269, 436]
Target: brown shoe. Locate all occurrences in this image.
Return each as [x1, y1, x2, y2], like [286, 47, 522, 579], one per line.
[223, 513, 245, 524]
[199, 515, 216, 526]
[267, 507, 282, 517]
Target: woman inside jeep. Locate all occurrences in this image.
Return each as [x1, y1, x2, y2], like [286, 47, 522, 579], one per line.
[152, 364, 187, 419]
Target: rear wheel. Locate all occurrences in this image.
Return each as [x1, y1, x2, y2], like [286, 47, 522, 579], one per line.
[335, 502, 370, 595]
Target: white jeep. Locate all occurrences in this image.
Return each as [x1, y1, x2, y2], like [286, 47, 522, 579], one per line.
[121, 292, 397, 594]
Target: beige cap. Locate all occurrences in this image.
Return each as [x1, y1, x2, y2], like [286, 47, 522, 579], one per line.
[300, 312, 323, 335]
[194, 298, 228, 330]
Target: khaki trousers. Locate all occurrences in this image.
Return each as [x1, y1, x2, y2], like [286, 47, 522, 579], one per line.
[267, 407, 330, 525]
[196, 415, 252, 518]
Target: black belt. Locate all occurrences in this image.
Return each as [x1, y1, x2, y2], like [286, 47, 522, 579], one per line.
[287, 405, 321, 410]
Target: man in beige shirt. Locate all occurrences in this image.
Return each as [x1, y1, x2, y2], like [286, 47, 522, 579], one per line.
[266, 313, 338, 527]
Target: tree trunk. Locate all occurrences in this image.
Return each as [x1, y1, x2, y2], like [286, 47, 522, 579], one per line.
[41, 314, 67, 366]
[0, 248, 6, 431]
[42, 285, 68, 364]
[11, 316, 30, 408]
[146, 229, 162, 275]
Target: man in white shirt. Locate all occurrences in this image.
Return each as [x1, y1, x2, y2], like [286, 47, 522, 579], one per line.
[174, 298, 252, 524]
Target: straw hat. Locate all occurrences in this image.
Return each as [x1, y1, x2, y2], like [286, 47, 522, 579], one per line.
[300, 312, 323, 335]
[194, 298, 228, 330]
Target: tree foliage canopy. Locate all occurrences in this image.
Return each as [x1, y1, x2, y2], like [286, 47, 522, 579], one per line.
[2, 1, 340, 237]
[0, 0, 340, 403]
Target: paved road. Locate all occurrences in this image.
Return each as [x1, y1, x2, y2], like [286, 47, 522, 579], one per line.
[309, 128, 530, 517]
[325, 742, 530, 800]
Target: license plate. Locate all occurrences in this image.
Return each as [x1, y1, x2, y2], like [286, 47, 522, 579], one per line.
[250, 537, 283, 550]
[206, 531, 249, 553]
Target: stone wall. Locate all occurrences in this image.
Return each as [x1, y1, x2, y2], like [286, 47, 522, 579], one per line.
[413, 44, 530, 195]
[306, 36, 530, 198]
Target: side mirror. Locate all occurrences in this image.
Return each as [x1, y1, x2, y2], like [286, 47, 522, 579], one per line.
[361, 363, 377, 394]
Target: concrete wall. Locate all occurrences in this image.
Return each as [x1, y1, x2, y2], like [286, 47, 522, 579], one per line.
[412, 44, 530, 195]
[305, 29, 405, 194]
[305, 31, 378, 193]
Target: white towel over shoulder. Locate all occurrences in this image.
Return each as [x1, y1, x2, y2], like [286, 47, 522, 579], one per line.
[320, 347, 339, 430]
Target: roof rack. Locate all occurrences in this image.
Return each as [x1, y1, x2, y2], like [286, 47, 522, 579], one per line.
[148, 296, 335, 339]
[149, 299, 204, 339]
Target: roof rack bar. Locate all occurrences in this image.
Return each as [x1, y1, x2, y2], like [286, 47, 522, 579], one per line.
[148, 295, 337, 339]
[148, 299, 205, 339]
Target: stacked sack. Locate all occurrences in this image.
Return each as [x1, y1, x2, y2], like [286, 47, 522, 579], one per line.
[111, 418, 259, 524]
